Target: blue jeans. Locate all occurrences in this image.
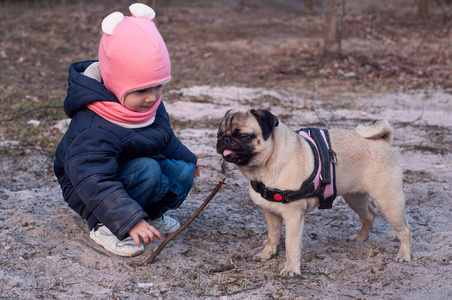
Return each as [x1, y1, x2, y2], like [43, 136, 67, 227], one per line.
[117, 158, 195, 220]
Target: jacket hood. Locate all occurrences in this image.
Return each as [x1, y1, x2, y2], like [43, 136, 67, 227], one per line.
[64, 60, 119, 118]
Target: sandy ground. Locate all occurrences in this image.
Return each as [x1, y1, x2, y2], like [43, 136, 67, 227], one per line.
[1, 87, 451, 299]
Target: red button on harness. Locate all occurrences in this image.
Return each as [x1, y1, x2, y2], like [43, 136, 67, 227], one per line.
[273, 194, 283, 201]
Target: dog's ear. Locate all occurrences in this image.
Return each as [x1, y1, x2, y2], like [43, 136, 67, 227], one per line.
[217, 109, 232, 137]
[251, 109, 279, 141]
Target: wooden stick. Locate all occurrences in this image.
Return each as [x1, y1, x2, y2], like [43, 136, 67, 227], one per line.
[142, 178, 226, 265]
[310, 101, 330, 128]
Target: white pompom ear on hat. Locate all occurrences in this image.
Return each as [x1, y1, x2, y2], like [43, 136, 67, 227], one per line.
[101, 11, 124, 35]
[129, 3, 156, 19]
[101, 3, 155, 36]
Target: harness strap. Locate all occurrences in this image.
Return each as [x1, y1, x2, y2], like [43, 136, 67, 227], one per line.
[306, 128, 332, 184]
[250, 180, 317, 204]
[250, 127, 337, 209]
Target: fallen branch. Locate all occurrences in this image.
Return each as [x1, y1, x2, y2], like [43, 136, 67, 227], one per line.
[207, 262, 235, 273]
[310, 101, 330, 128]
[325, 216, 339, 225]
[142, 178, 226, 265]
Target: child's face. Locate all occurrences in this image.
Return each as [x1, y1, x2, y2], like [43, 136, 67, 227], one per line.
[123, 85, 163, 112]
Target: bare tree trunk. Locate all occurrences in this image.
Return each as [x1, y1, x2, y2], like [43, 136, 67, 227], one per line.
[235, 0, 246, 12]
[305, 0, 313, 15]
[324, 0, 344, 58]
[417, 0, 430, 14]
[142, 0, 158, 8]
[435, 0, 452, 25]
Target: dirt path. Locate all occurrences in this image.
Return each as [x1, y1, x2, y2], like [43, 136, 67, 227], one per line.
[1, 88, 451, 299]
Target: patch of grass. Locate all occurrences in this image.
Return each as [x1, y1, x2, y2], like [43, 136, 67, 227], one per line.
[0, 98, 65, 157]
[334, 102, 363, 110]
[403, 169, 436, 184]
[0, 2, 96, 159]
[0, 146, 17, 157]
[304, 267, 334, 282]
[400, 140, 450, 155]
[168, 115, 221, 131]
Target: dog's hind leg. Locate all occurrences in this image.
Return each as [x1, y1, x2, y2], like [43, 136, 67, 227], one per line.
[255, 211, 283, 261]
[343, 193, 377, 242]
[371, 189, 411, 262]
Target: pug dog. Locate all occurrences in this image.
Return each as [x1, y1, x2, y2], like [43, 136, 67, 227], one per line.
[216, 109, 411, 277]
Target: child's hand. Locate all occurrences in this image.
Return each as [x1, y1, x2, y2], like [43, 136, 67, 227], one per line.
[129, 219, 162, 247]
[194, 162, 207, 177]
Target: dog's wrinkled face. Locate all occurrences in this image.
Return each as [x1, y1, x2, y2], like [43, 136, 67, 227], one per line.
[216, 109, 279, 166]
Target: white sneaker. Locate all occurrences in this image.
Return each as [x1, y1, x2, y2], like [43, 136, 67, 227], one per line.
[90, 224, 144, 257]
[148, 215, 180, 237]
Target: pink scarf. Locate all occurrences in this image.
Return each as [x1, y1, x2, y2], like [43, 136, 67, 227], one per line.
[87, 97, 161, 129]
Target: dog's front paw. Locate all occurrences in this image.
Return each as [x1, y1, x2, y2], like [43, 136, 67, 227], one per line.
[279, 264, 301, 277]
[253, 246, 277, 261]
[395, 252, 411, 262]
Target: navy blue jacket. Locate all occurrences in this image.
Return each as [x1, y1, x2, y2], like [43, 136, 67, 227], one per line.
[54, 60, 197, 240]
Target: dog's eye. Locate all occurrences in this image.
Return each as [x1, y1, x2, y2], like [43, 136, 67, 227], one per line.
[233, 130, 254, 139]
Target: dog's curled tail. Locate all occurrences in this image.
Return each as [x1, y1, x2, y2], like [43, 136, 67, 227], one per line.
[355, 119, 393, 144]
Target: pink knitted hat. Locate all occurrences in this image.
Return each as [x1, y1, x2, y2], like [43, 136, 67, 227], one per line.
[99, 3, 171, 104]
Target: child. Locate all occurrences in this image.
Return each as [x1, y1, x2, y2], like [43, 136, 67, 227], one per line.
[54, 3, 205, 257]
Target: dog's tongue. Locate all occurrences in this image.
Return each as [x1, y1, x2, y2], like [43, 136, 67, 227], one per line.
[222, 149, 235, 157]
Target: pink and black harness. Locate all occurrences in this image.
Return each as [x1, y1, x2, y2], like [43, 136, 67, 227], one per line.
[250, 128, 338, 209]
